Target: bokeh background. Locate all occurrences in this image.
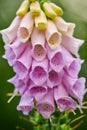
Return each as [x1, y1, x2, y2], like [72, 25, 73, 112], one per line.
[0, 0, 87, 129]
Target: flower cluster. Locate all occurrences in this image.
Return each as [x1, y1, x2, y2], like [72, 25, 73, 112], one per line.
[0, 0, 86, 119]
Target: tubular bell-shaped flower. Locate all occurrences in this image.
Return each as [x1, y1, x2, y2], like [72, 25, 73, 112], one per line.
[36, 89, 55, 119]
[0, 16, 21, 44]
[47, 67, 63, 88]
[30, 58, 48, 85]
[13, 44, 32, 79]
[54, 16, 75, 36]
[54, 85, 77, 112]
[61, 46, 83, 78]
[31, 27, 46, 61]
[17, 12, 34, 42]
[62, 35, 84, 57]
[17, 90, 34, 115]
[45, 20, 62, 50]
[63, 71, 86, 104]
[8, 74, 28, 94]
[47, 45, 65, 72]
[4, 38, 27, 66]
[29, 80, 47, 100]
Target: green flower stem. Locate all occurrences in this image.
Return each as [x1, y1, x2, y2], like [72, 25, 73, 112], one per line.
[48, 119, 52, 130]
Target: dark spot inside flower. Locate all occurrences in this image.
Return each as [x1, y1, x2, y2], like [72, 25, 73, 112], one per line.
[33, 44, 46, 59]
[49, 33, 59, 47]
[40, 103, 52, 111]
[18, 27, 29, 39]
[32, 66, 46, 80]
[30, 86, 46, 94]
[49, 70, 59, 83]
[51, 53, 63, 66]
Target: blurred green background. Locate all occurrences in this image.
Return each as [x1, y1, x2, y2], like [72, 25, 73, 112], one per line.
[0, 0, 87, 129]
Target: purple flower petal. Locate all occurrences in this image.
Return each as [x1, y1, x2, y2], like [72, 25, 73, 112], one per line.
[31, 27, 46, 61]
[0, 16, 21, 44]
[8, 74, 29, 94]
[13, 44, 32, 79]
[62, 35, 84, 57]
[63, 72, 86, 104]
[47, 45, 65, 72]
[30, 59, 48, 85]
[17, 91, 34, 115]
[47, 68, 63, 88]
[29, 80, 47, 100]
[4, 38, 27, 66]
[36, 89, 55, 119]
[17, 12, 34, 43]
[54, 85, 77, 112]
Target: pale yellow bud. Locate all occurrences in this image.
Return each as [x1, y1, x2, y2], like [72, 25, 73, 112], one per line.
[43, 2, 57, 19]
[30, 1, 41, 16]
[49, 3, 63, 16]
[35, 10, 47, 30]
[16, 0, 30, 16]
[30, 0, 36, 2]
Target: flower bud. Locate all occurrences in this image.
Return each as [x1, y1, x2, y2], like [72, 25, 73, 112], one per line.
[16, 0, 30, 16]
[35, 10, 47, 30]
[30, 1, 41, 16]
[49, 3, 63, 16]
[42, 2, 57, 19]
[30, 0, 36, 2]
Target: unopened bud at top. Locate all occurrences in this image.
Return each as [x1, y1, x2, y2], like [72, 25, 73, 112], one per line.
[35, 10, 47, 30]
[42, 2, 57, 19]
[30, 0, 36, 2]
[30, 1, 41, 16]
[49, 3, 63, 16]
[16, 0, 30, 16]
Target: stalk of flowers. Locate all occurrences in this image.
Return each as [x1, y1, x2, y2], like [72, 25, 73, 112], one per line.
[0, 0, 87, 129]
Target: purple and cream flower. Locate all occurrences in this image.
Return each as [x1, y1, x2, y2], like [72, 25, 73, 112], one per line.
[0, 0, 86, 119]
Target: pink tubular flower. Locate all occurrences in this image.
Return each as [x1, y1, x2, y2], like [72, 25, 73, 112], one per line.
[47, 68, 63, 88]
[61, 46, 83, 78]
[36, 89, 55, 119]
[8, 74, 28, 94]
[17, 90, 34, 115]
[45, 20, 62, 50]
[62, 35, 84, 57]
[4, 38, 27, 66]
[17, 12, 34, 43]
[0, 16, 21, 44]
[47, 45, 65, 72]
[64, 58, 82, 78]
[29, 80, 47, 100]
[54, 85, 77, 112]
[13, 44, 32, 79]
[54, 16, 75, 36]
[30, 58, 48, 85]
[31, 27, 46, 61]
[63, 71, 86, 104]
